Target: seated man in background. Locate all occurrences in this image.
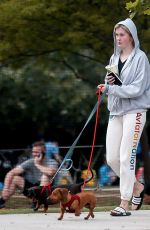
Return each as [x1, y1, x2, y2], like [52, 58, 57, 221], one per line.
[0, 141, 58, 208]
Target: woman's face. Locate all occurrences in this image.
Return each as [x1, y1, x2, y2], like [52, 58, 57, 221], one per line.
[115, 27, 133, 49]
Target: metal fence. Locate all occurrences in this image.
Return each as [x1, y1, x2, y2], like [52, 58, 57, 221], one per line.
[0, 145, 106, 188]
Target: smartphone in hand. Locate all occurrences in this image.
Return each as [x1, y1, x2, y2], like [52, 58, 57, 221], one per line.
[107, 72, 122, 86]
[37, 153, 42, 158]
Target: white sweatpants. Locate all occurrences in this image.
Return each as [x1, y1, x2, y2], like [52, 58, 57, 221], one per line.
[106, 112, 146, 201]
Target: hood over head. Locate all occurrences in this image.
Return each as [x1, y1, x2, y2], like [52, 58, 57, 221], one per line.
[113, 18, 140, 55]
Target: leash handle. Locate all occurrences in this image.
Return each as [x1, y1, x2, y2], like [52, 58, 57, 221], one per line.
[60, 159, 73, 171]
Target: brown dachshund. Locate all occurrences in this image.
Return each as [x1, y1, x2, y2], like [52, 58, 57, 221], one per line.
[48, 188, 96, 220]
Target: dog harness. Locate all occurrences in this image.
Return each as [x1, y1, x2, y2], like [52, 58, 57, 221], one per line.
[62, 194, 80, 213]
[40, 184, 52, 197]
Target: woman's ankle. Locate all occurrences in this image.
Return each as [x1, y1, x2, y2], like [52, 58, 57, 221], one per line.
[133, 181, 144, 196]
[120, 200, 129, 210]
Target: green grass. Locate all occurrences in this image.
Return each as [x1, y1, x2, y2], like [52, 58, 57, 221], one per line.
[0, 205, 149, 215]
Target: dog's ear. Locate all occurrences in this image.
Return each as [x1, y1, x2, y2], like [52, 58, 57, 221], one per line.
[58, 188, 69, 201]
[26, 187, 39, 198]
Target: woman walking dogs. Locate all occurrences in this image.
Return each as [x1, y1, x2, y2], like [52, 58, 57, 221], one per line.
[98, 18, 150, 216]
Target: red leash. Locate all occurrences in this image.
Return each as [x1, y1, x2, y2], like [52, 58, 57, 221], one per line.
[82, 87, 102, 191]
[40, 184, 52, 196]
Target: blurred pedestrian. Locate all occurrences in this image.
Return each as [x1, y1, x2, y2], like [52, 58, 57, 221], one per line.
[45, 140, 62, 164]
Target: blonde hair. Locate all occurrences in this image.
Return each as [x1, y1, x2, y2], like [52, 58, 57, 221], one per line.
[114, 24, 134, 47]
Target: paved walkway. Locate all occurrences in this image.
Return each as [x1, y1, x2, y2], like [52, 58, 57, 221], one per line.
[0, 210, 149, 230]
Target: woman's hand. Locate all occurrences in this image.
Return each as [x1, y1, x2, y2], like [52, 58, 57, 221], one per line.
[105, 74, 115, 85]
[97, 84, 106, 93]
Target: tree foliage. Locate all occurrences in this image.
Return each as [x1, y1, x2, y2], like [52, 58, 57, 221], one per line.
[0, 0, 149, 147]
[125, 0, 150, 18]
[0, 0, 128, 66]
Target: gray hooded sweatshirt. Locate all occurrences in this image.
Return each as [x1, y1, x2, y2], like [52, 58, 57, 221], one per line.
[107, 18, 150, 115]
